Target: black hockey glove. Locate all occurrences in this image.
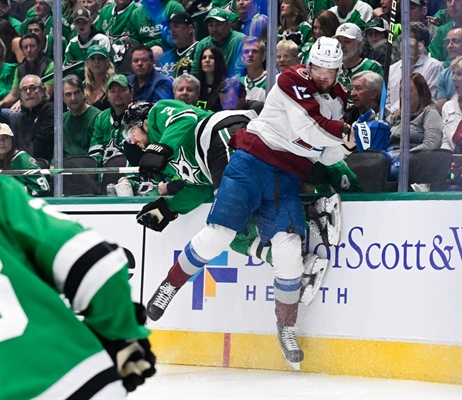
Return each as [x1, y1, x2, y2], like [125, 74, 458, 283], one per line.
[136, 197, 178, 232]
[97, 303, 156, 392]
[139, 143, 173, 181]
[166, 180, 185, 195]
[123, 141, 145, 166]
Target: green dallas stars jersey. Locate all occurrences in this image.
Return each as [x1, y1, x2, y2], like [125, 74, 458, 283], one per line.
[157, 41, 198, 79]
[338, 58, 383, 109]
[89, 108, 126, 166]
[95, 1, 138, 39]
[8, 150, 50, 197]
[0, 175, 150, 399]
[145, 100, 215, 214]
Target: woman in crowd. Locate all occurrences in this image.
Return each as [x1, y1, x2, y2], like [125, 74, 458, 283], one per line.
[278, 0, 312, 56]
[0, 39, 16, 103]
[84, 44, 115, 111]
[0, 123, 50, 197]
[387, 72, 443, 179]
[196, 46, 227, 112]
[301, 10, 339, 63]
[0, 19, 23, 64]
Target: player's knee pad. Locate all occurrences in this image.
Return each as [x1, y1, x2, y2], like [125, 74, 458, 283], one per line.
[271, 232, 304, 279]
[191, 223, 237, 261]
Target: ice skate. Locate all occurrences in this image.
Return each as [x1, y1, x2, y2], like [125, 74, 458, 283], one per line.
[276, 322, 304, 371]
[300, 254, 329, 306]
[146, 278, 179, 321]
[306, 193, 342, 246]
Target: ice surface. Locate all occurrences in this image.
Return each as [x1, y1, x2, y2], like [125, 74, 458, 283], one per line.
[128, 364, 461, 400]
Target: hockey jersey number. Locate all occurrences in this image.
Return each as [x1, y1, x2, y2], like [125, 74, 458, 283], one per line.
[0, 261, 28, 342]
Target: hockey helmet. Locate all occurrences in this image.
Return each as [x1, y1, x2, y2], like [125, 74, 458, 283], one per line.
[308, 36, 343, 70]
[123, 101, 153, 131]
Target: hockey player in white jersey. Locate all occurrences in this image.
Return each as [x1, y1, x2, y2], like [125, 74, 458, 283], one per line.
[140, 37, 357, 371]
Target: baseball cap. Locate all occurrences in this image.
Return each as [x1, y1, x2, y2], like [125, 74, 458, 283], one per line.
[73, 7, 91, 22]
[335, 23, 363, 41]
[204, 8, 232, 22]
[107, 74, 131, 89]
[410, 0, 426, 6]
[87, 44, 109, 59]
[169, 12, 194, 25]
[0, 123, 14, 137]
[365, 17, 390, 33]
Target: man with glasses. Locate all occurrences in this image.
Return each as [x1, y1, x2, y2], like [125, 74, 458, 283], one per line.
[88, 74, 134, 166]
[387, 22, 443, 113]
[15, 74, 54, 162]
[436, 27, 462, 110]
[0, 33, 53, 132]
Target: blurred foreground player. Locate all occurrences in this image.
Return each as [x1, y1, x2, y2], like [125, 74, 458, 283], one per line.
[0, 175, 156, 398]
[144, 37, 357, 371]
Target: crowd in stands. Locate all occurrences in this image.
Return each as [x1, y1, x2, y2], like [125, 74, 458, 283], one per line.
[0, 0, 461, 194]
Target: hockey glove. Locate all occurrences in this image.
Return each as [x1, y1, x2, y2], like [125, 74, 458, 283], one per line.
[136, 197, 178, 232]
[123, 141, 145, 166]
[139, 143, 173, 181]
[353, 118, 391, 152]
[97, 303, 156, 392]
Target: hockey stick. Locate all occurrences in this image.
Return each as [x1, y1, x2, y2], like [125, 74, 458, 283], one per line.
[0, 166, 140, 176]
[42, 61, 85, 83]
[379, 0, 398, 120]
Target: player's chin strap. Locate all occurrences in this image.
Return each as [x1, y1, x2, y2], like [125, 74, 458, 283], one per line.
[305, 194, 342, 247]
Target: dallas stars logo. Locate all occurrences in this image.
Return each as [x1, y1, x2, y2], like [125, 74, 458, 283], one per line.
[170, 148, 202, 184]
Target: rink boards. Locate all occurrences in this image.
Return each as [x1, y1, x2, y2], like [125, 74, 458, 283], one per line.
[53, 194, 462, 384]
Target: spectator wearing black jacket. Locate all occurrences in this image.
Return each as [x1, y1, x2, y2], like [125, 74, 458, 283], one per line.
[16, 74, 54, 162]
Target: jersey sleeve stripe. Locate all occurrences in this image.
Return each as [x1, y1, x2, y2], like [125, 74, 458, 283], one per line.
[53, 230, 105, 292]
[34, 351, 119, 399]
[72, 247, 127, 312]
[64, 241, 117, 303]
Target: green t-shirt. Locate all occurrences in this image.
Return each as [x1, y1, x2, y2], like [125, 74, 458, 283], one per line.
[329, 0, 373, 30]
[0, 62, 16, 101]
[190, 30, 246, 78]
[20, 11, 71, 41]
[428, 21, 452, 68]
[63, 105, 101, 157]
[0, 174, 149, 399]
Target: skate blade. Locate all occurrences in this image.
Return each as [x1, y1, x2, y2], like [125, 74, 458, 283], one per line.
[326, 194, 342, 246]
[286, 359, 301, 371]
[300, 265, 328, 306]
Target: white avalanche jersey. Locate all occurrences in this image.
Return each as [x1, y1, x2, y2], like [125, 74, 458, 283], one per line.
[246, 65, 347, 165]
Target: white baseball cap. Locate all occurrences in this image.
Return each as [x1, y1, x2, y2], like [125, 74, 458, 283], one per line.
[0, 123, 14, 137]
[335, 23, 363, 41]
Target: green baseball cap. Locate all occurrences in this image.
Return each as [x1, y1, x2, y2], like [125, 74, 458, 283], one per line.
[204, 7, 232, 22]
[107, 74, 131, 89]
[87, 44, 109, 59]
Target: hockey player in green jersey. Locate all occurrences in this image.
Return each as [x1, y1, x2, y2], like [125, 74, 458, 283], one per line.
[0, 123, 50, 196]
[0, 175, 156, 398]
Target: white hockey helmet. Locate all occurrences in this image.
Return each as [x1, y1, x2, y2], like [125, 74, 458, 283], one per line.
[308, 36, 343, 70]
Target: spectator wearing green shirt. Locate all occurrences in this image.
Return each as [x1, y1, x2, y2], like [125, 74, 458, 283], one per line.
[63, 74, 101, 157]
[20, 0, 71, 41]
[0, 0, 21, 33]
[0, 38, 16, 103]
[190, 8, 246, 78]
